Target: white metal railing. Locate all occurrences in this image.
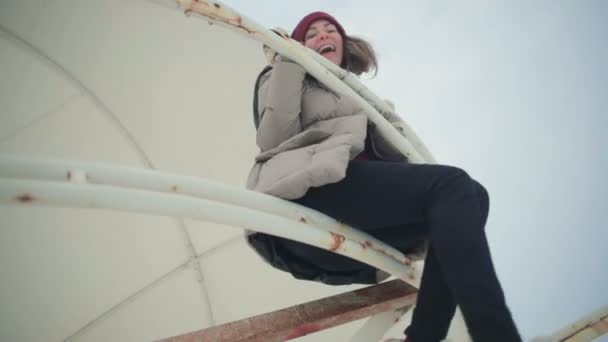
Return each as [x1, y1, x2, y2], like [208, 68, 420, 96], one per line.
[0, 155, 418, 281]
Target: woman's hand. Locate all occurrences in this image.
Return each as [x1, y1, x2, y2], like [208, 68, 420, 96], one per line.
[263, 27, 293, 65]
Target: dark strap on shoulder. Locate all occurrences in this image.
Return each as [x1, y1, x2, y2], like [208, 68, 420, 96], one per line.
[253, 65, 274, 129]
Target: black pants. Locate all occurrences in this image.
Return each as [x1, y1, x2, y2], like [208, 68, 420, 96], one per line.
[278, 160, 522, 342]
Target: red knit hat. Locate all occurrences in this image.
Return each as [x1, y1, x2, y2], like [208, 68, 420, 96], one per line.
[291, 11, 346, 43]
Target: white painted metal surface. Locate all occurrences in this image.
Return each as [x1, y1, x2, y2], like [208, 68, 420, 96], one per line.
[0, 1, 469, 341]
[0, 156, 420, 269]
[0, 172, 416, 280]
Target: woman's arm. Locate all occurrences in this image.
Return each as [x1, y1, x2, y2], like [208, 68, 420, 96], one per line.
[368, 99, 411, 162]
[256, 59, 307, 151]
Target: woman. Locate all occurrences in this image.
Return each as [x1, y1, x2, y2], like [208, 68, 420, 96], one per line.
[246, 11, 522, 342]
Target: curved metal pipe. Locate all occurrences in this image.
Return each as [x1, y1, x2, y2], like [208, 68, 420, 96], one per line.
[0, 178, 415, 280]
[0, 156, 420, 267]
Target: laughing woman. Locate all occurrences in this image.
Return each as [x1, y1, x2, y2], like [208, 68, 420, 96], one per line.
[246, 11, 522, 342]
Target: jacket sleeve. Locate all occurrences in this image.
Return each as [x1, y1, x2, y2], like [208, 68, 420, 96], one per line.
[256, 59, 307, 152]
[368, 99, 410, 162]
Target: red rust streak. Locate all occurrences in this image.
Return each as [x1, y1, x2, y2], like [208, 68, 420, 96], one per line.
[329, 232, 345, 251]
[363, 240, 412, 266]
[183, 2, 255, 35]
[562, 318, 608, 340]
[15, 194, 35, 203]
[591, 318, 608, 332]
[284, 322, 322, 339]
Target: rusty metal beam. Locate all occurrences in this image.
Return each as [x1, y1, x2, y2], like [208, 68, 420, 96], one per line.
[561, 311, 608, 342]
[159, 279, 417, 342]
[348, 308, 411, 342]
[532, 305, 608, 342]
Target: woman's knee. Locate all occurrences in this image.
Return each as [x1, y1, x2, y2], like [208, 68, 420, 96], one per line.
[432, 165, 472, 191]
[430, 164, 470, 183]
[472, 179, 490, 225]
[423, 165, 473, 206]
[432, 165, 490, 219]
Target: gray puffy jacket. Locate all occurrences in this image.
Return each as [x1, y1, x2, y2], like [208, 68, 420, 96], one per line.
[246, 60, 408, 285]
[247, 60, 407, 199]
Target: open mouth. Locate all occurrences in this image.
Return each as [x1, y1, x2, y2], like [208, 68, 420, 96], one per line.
[317, 45, 336, 54]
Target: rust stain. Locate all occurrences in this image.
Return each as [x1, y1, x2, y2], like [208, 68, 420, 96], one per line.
[299, 217, 307, 223]
[562, 318, 608, 340]
[329, 232, 345, 251]
[15, 194, 35, 203]
[285, 322, 323, 339]
[183, 1, 255, 35]
[590, 319, 608, 333]
[362, 240, 412, 266]
[404, 257, 412, 266]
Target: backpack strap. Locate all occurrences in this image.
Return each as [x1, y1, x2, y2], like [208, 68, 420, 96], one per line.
[252, 65, 274, 129]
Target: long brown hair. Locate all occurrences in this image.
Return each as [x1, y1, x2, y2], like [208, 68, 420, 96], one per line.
[341, 35, 378, 77]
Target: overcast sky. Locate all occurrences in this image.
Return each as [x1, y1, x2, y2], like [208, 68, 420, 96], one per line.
[223, 1, 608, 340]
[0, 0, 606, 340]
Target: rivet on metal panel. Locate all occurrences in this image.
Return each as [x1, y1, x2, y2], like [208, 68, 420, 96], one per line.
[67, 169, 87, 183]
[15, 194, 35, 203]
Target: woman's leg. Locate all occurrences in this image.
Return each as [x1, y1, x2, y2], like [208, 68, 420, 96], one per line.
[404, 180, 490, 341]
[286, 161, 520, 341]
[420, 169, 519, 342]
[404, 245, 456, 341]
